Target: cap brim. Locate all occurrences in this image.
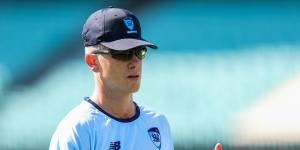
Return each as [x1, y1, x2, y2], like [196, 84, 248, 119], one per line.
[101, 38, 158, 51]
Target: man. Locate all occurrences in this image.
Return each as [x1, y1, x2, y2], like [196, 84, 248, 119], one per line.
[49, 7, 174, 150]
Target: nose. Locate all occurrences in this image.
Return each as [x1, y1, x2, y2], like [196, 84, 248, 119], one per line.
[128, 55, 140, 70]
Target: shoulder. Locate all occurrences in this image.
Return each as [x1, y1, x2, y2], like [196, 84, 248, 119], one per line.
[58, 100, 100, 130]
[50, 101, 104, 149]
[138, 104, 170, 125]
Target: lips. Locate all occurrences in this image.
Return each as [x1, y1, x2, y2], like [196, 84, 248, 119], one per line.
[127, 75, 139, 79]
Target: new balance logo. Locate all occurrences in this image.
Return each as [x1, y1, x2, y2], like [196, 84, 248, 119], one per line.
[109, 141, 121, 150]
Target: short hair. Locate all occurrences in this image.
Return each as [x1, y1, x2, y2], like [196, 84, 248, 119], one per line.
[85, 44, 108, 54]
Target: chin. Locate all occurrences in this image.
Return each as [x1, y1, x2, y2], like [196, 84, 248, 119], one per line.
[133, 88, 140, 93]
[129, 84, 140, 93]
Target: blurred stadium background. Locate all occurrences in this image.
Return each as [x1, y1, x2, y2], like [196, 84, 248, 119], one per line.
[1, 0, 300, 149]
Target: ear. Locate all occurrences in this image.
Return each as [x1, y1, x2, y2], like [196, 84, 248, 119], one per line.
[85, 54, 98, 72]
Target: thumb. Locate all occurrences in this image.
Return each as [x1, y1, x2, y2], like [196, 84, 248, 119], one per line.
[214, 143, 222, 150]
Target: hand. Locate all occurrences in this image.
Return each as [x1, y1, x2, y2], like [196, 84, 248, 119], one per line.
[214, 143, 222, 150]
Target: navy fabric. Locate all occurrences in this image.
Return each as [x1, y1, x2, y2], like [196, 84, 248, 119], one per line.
[82, 7, 157, 50]
[84, 97, 140, 123]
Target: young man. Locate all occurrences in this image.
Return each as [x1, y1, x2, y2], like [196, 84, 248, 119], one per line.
[49, 7, 174, 150]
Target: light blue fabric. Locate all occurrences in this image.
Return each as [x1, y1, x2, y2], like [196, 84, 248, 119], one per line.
[49, 100, 174, 150]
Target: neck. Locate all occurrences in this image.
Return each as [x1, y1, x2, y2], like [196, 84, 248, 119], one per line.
[90, 80, 136, 119]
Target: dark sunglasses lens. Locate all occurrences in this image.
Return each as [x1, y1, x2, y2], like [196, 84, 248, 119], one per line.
[110, 47, 147, 61]
[135, 48, 147, 60]
[111, 51, 133, 61]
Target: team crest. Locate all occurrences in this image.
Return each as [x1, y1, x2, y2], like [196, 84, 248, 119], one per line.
[123, 17, 134, 31]
[148, 127, 161, 150]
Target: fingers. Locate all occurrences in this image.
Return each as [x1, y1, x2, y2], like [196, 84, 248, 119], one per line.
[214, 143, 222, 150]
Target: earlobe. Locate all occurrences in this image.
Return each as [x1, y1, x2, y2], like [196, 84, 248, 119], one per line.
[85, 54, 101, 72]
[85, 54, 96, 67]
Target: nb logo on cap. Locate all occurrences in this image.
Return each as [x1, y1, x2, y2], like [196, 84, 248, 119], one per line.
[123, 17, 134, 30]
[123, 17, 138, 34]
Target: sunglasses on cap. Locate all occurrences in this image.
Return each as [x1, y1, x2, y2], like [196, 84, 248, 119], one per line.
[92, 47, 147, 61]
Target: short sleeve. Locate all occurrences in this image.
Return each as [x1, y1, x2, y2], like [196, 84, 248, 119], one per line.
[49, 121, 91, 150]
[161, 115, 174, 150]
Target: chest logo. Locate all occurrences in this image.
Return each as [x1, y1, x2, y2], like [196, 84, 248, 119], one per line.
[148, 127, 161, 150]
[109, 141, 121, 150]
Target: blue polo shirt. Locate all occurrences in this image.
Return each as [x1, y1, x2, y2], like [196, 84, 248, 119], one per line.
[49, 97, 174, 150]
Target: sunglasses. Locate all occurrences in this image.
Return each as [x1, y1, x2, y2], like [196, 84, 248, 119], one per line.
[92, 47, 147, 61]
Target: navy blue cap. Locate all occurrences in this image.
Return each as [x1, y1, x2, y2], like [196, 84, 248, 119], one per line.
[82, 7, 157, 51]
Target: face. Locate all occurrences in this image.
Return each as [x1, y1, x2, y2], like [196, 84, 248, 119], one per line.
[95, 52, 142, 94]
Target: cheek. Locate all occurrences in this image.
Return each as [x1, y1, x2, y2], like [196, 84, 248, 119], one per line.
[102, 62, 125, 81]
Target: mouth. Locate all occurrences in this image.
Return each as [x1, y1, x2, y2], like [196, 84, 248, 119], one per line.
[127, 75, 140, 79]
